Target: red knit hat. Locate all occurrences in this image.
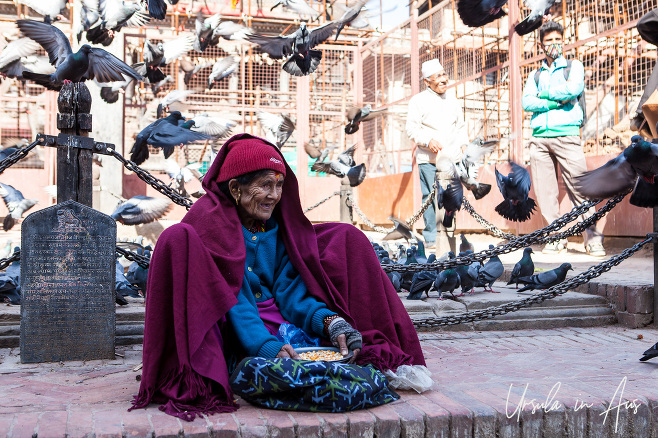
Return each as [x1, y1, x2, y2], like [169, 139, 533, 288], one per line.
[216, 137, 286, 182]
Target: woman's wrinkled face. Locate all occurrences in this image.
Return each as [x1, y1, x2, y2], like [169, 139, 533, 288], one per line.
[233, 171, 285, 223]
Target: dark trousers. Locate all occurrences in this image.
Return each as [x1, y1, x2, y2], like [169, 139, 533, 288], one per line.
[418, 163, 437, 243]
[636, 8, 658, 115]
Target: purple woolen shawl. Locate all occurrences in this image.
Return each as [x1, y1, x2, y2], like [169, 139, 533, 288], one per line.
[131, 133, 425, 420]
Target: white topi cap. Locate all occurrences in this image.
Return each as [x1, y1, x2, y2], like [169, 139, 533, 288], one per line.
[421, 59, 444, 79]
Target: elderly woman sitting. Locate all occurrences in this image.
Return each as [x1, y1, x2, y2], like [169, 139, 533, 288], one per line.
[131, 134, 426, 420]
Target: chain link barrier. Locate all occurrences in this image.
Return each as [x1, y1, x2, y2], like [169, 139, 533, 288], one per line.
[115, 247, 151, 269]
[461, 199, 516, 240]
[304, 191, 340, 213]
[0, 250, 20, 271]
[0, 138, 44, 175]
[413, 233, 656, 328]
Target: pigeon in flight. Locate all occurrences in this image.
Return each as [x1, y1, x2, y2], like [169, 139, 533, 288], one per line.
[208, 56, 239, 89]
[111, 195, 172, 225]
[517, 262, 573, 292]
[146, 0, 179, 20]
[456, 0, 508, 28]
[130, 111, 199, 164]
[257, 111, 295, 148]
[16, 0, 67, 23]
[191, 114, 236, 140]
[164, 159, 201, 198]
[179, 59, 213, 86]
[85, 1, 150, 47]
[132, 36, 193, 83]
[508, 247, 534, 289]
[0, 38, 54, 82]
[156, 89, 194, 119]
[97, 78, 134, 104]
[16, 19, 143, 91]
[146, 119, 211, 159]
[311, 144, 366, 187]
[474, 245, 504, 292]
[640, 342, 658, 362]
[439, 175, 463, 229]
[194, 13, 252, 52]
[574, 135, 658, 208]
[0, 182, 38, 231]
[248, 21, 338, 76]
[495, 162, 536, 222]
[334, 0, 368, 41]
[345, 104, 386, 134]
[383, 216, 414, 242]
[455, 137, 497, 200]
[304, 140, 336, 159]
[270, 0, 321, 20]
[515, 0, 558, 36]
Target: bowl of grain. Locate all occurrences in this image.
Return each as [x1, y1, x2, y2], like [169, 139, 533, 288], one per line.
[295, 346, 352, 363]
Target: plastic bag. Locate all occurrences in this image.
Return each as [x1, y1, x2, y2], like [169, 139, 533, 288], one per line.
[276, 323, 321, 349]
[384, 365, 433, 393]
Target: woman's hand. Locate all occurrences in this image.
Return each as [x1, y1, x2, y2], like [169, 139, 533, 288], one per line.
[335, 333, 361, 363]
[276, 344, 300, 359]
[328, 318, 363, 364]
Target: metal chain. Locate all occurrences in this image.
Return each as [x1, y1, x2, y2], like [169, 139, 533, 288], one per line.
[413, 233, 656, 328]
[115, 247, 151, 269]
[106, 148, 194, 210]
[381, 193, 630, 273]
[0, 250, 20, 270]
[461, 198, 516, 240]
[304, 191, 340, 213]
[348, 183, 438, 234]
[0, 138, 44, 175]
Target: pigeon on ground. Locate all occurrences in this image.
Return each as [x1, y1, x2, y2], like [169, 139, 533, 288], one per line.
[508, 247, 535, 288]
[257, 111, 295, 148]
[399, 248, 419, 292]
[456, 0, 508, 28]
[455, 252, 479, 295]
[381, 257, 402, 292]
[474, 245, 504, 292]
[456, 137, 497, 200]
[132, 36, 193, 83]
[311, 144, 367, 187]
[116, 258, 142, 299]
[157, 89, 194, 119]
[111, 195, 172, 225]
[0, 183, 38, 231]
[517, 262, 573, 292]
[85, 1, 150, 47]
[344, 104, 386, 134]
[16, 19, 143, 91]
[208, 56, 239, 89]
[270, 0, 321, 20]
[334, 0, 368, 41]
[459, 234, 474, 253]
[439, 175, 463, 228]
[16, 0, 67, 23]
[640, 342, 658, 362]
[574, 136, 658, 208]
[247, 21, 338, 76]
[126, 250, 150, 295]
[407, 268, 438, 300]
[434, 252, 461, 300]
[495, 162, 536, 222]
[515, 0, 558, 36]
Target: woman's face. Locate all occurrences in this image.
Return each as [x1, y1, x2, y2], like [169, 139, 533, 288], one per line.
[232, 170, 285, 223]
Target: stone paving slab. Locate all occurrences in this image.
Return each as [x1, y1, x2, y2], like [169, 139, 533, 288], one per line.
[1, 326, 658, 437]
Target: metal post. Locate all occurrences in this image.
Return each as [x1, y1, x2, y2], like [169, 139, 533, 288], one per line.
[508, 0, 523, 162]
[56, 82, 93, 207]
[654, 207, 658, 326]
[339, 178, 352, 223]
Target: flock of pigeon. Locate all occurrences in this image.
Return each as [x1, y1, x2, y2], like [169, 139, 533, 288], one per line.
[373, 234, 573, 301]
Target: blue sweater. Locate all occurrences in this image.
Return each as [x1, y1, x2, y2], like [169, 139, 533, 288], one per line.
[226, 219, 336, 357]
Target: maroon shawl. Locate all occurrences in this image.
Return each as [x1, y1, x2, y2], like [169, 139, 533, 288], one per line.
[131, 134, 425, 420]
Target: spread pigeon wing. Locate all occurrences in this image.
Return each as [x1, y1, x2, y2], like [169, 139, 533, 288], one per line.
[113, 196, 172, 225]
[16, 20, 72, 67]
[463, 138, 497, 165]
[574, 153, 636, 199]
[247, 34, 294, 59]
[0, 38, 42, 69]
[308, 21, 340, 48]
[495, 168, 507, 198]
[162, 35, 194, 64]
[16, 0, 67, 18]
[510, 162, 531, 195]
[86, 47, 144, 82]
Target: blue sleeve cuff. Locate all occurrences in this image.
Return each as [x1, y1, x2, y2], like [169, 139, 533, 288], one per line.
[311, 308, 337, 337]
[257, 340, 286, 358]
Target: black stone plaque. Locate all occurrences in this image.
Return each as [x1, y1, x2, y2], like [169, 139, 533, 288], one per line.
[20, 200, 116, 363]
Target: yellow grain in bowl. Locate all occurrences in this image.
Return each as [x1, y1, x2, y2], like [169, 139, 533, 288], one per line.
[298, 349, 344, 361]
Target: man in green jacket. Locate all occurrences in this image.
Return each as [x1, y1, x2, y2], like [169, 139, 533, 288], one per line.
[522, 21, 605, 256]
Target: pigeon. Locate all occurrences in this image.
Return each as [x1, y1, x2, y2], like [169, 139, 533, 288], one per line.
[16, 0, 67, 23]
[407, 269, 438, 300]
[334, 0, 368, 41]
[640, 342, 658, 362]
[574, 136, 658, 208]
[130, 111, 189, 164]
[455, 252, 479, 295]
[146, 119, 212, 157]
[146, 0, 175, 20]
[455, 137, 497, 200]
[495, 162, 536, 222]
[0, 183, 38, 231]
[16, 19, 143, 91]
[126, 249, 150, 295]
[399, 248, 419, 292]
[517, 263, 573, 292]
[311, 144, 366, 187]
[179, 59, 212, 86]
[345, 104, 386, 135]
[0, 54, 55, 81]
[111, 195, 172, 225]
[257, 111, 295, 148]
[0, 146, 20, 162]
[5, 249, 20, 285]
[132, 36, 193, 83]
[191, 114, 236, 140]
[474, 245, 504, 292]
[194, 13, 253, 52]
[456, 0, 508, 28]
[439, 175, 463, 228]
[0, 38, 42, 74]
[434, 253, 461, 300]
[212, 20, 253, 42]
[459, 234, 474, 253]
[98, 78, 134, 104]
[208, 56, 239, 89]
[85, 1, 150, 47]
[164, 159, 201, 198]
[76, 0, 102, 43]
[247, 21, 338, 76]
[508, 247, 535, 288]
[157, 89, 194, 119]
[515, 0, 558, 36]
[150, 75, 173, 94]
[270, 0, 321, 20]
[116, 258, 142, 299]
[0, 273, 20, 304]
[383, 216, 413, 242]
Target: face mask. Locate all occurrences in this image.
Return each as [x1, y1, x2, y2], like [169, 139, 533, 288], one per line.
[544, 43, 563, 59]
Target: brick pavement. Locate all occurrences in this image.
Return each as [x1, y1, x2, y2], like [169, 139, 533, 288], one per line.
[1, 326, 658, 437]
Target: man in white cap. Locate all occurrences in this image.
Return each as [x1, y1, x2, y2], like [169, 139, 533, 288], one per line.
[406, 58, 468, 254]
